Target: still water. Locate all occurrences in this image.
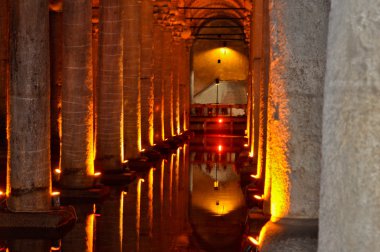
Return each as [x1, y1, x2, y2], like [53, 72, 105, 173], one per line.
[0, 135, 247, 252]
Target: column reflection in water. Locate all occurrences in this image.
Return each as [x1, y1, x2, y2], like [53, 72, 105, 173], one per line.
[62, 204, 95, 252]
[96, 188, 124, 252]
[189, 136, 246, 251]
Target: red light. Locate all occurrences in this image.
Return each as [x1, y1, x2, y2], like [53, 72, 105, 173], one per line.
[218, 145, 223, 152]
[218, 118, 223, 123]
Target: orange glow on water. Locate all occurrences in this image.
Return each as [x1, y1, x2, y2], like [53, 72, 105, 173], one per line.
[119, 191, 124, 251]
[85, 214, 95, 252]
[148, 168, 154, 237]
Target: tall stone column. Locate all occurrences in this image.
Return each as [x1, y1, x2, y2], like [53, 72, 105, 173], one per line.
[172, 41, 180, 135]
[49, 8, 63, 173]
[319, 1, 380, 251]
[96, 0, 123, 171]
[122, 0, 140, 159]
[178, 42, 186, 133]
[259, 0, 329, 251]
[61, 0, 94, 188]
[183, 42, 191, 131]
[140, 0, 154, 148]
[152, 24, 163, 142]
[162, 30, 173, 139]
[8, 0, 51, 211]
[0, 0, 9, 154]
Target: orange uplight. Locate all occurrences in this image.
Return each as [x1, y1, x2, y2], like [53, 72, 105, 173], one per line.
[218, 118, 223, 123]
[94, 172, 101, 177]
[51, 191, 60, 196]
[250, 174, 260, 179]
[54, 169, 61, 174]
[254, 195, 263, 200]
[244, 143, 249, 147]
[218, 145, 223, 152]
[248, 236, 259, 246]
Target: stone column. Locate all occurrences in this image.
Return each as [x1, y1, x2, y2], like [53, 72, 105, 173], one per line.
[8, 0, 51, 211]
[140, 0, 154, 148]
[178, 42, 186, 133]
[61, 0, 94, 188]
[0, 0, 9, 154]
[95, 0, 123, 171]
[162, 30, 173, 139]
[259, 0, 328, 251]
[152, 24, 163, 142]
[319, 1, 380, 251]
[49, 9, 63, 172]
[172, 41, 180, 135]
[183, 42, 191, 131]
[122, 0, 140, 159]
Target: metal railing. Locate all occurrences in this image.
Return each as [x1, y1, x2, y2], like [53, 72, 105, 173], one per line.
[190, 104, 247, 117]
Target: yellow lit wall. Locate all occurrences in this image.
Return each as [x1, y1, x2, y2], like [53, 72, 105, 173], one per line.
[192, 40, 248, 96]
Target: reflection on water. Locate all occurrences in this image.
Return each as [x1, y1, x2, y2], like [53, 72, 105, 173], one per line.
[0, 136, 246, 252]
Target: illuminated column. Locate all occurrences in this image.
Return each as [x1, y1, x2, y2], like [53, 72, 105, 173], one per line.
[319, 1, 380, 251]
[162, 30, 173, 139]
[152, 24, 163, 142]
[178, 42, 186, 133]
[95, 0, 123, 171]
[183, 42, 191, 131]
[8, 0, 51, 211]
[260, 0, 328, 250]
[140, 0, 154, 148]
[96, 189, 124, 252]
[61, 0, 94, 188]
[49, 7, 63, 173]
[122, 0, 140, 158]
[172, 41, 180, 135]
[0, 0, 9, 153]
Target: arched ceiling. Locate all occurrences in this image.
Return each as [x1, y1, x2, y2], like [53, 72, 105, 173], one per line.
[178, 0, 252, 42]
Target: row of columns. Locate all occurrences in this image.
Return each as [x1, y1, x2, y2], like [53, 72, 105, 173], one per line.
[0, 0, 191, 212]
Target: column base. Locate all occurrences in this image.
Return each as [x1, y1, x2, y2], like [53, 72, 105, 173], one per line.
[0, 206, 76, 239]
[259, 218, 318, 252]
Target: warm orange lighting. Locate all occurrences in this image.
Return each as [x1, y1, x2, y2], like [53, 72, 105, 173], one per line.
[94, 172, 101, 177]
[54, 168, 61, 174]
[141, 149, 146, 152]
[85, 214, 95, 252]
[50, 244, 61, 251]
[248, 236, 259, 246]
[0, 191, 4, 196]
[244, 143, 249, 147]
[213, 180, 219, 190]
[218, 118, 223, 123]
[249, 152, 254, 158]
[218, 145, 223, 152]
[123, 160, 129, 164]
[139, 178, 145, 183]
[250, 174, 261, 179]
[254, 195, 263, 200]
[51, 191, 60, 196]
